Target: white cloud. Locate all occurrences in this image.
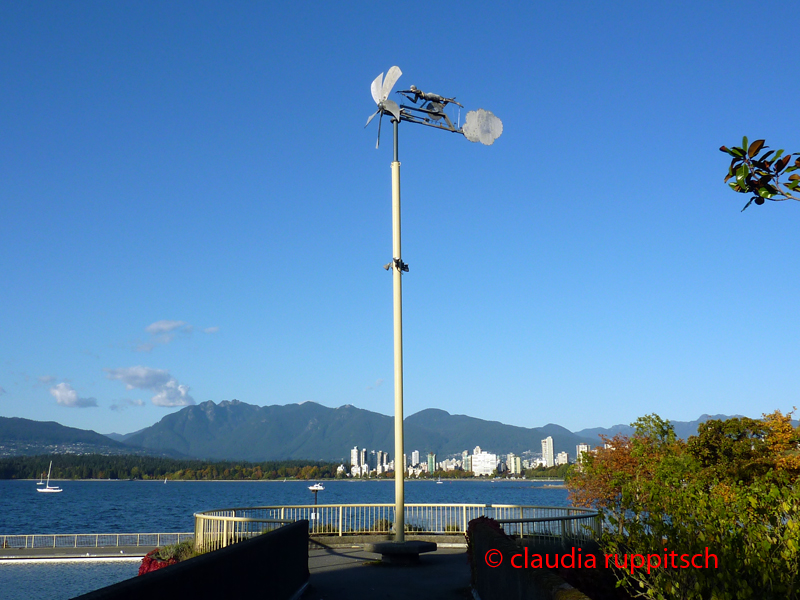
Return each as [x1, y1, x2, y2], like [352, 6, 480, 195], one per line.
[366, 378, 384, 390]
[105, 366, 195, 407]
[109, 398, 146, 412]
[145, 320, 186, 335]
[106, 366, 172, 390]
[151, 380, 194, 407]
[203, 327, 219, 334]
[49, 383, 98, 408]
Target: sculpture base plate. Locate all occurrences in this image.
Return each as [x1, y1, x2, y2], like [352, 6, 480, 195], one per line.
[363, 540, 437, 565]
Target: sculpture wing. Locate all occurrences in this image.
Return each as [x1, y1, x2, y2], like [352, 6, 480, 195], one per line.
[371, 72, 384, 105]
[380, 66, 402, 101]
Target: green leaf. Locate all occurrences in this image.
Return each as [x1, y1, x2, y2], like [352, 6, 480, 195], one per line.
[757, 188, 775, 199]
[742, 136, 749, 151]
[735, 164, 750, 188]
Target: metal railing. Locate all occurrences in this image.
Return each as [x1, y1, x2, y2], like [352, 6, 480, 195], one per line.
[496, 512, 602, 543]
[0, 532, 194, 550]
[194, 504, 600, 551]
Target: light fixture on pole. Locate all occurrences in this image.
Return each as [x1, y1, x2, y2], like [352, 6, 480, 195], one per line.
[308, 482, 324, 525]
[365, 66, 502, 545]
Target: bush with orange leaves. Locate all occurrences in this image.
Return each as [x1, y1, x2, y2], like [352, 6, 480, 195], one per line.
[566, 411, 800, 600]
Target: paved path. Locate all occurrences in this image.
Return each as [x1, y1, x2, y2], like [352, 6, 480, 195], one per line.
[303, 546, 472, 600]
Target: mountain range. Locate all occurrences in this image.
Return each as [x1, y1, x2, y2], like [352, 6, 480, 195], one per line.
[0, 400, 748, 462]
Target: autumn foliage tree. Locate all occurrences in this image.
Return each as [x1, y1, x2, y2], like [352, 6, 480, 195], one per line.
[567, 411, 800, 600]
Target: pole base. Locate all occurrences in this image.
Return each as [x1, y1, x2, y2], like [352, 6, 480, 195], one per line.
[363, 541, 437, 565]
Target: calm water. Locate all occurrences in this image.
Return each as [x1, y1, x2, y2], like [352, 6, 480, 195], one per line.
[0, 478, 569, 534]
[0, 479, 570, 599]
[0, 559, 141, 600]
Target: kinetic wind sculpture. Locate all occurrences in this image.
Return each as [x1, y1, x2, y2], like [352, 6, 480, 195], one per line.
[366, 66, 502, 545]
[366, 66, 503, 148]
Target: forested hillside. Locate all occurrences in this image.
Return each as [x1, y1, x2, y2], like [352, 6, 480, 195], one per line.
[0, 455, 341, 481]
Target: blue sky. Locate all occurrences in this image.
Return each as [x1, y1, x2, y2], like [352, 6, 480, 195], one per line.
[2, 1, 799, 436]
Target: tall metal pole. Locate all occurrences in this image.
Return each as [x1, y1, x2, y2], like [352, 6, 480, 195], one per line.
[390, 117, 405, 542]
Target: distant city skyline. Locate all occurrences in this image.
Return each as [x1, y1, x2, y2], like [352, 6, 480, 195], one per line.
[346, 439, 573, 477]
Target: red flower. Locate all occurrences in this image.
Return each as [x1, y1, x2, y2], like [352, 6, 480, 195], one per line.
[138, 549, 178, 576]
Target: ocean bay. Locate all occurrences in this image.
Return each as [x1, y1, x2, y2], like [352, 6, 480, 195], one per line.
[0, 478, 570, 535]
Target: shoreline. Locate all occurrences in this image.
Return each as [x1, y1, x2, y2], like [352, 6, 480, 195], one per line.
[14, 477, 566, 483]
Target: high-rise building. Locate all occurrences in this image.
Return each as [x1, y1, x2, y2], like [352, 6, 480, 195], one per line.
[541, 436, 555, 468]
[576, 443, 590, 463]
[507, 453, 522, 475]
[368, 450, 377, 471]
[427, 453, 436, 474]
[350, 446, 360, 468]
[555, 451, 569, 466]
[411, 450, 420, 466]
[472, 450, 498, 476]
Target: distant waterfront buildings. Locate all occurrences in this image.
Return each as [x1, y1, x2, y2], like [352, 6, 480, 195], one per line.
[346, 437, 572, 479]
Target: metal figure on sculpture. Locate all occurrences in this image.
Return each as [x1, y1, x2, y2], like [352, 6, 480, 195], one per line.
[397, 85, 463, 131]
[397, 85, 463, 109]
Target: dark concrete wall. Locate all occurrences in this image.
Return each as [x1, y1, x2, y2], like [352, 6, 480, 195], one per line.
[468, 520, 590, 600]
[72, 520, 309, 600]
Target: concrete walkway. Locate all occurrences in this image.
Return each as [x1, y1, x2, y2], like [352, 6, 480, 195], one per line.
[303, 546, 472, 600]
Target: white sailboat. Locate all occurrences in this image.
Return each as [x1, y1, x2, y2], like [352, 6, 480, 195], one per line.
[37, 461, 62, 493]
[36, 472, 44, 486]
